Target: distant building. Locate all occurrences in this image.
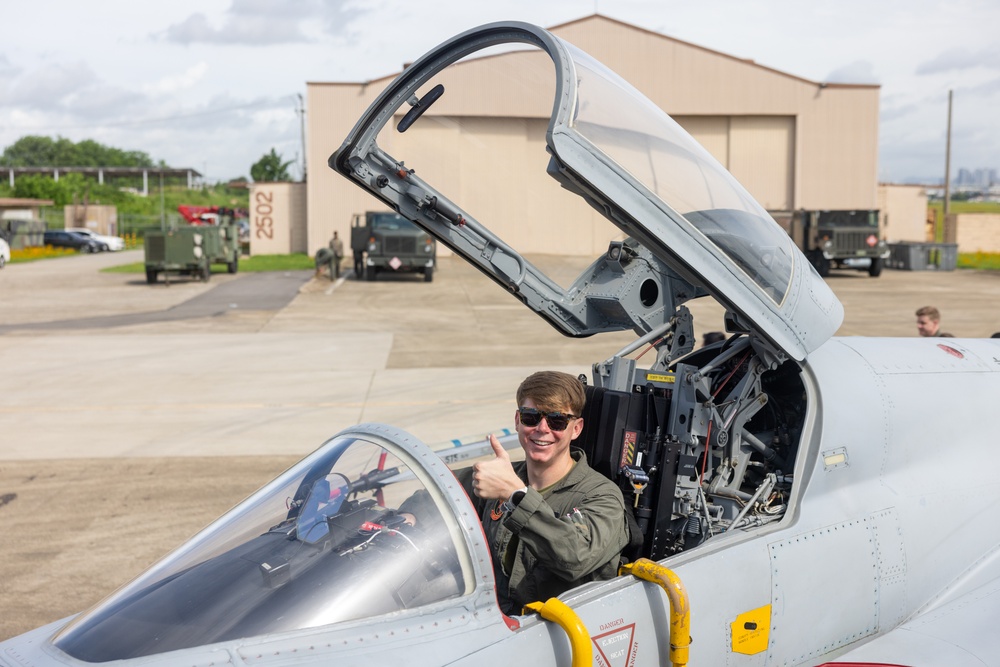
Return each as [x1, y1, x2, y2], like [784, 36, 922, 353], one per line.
[0, 166, 202, 194]
[305, 14, 881, 257]
[955, 168, 998, 189]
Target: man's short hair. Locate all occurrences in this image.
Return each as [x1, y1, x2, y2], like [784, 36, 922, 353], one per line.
[516, 371, 586, 416]
[916, 306, 941, 321]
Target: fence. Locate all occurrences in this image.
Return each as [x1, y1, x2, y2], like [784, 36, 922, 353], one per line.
[16, 210, 188, 251]
[118, 213, 185, 238]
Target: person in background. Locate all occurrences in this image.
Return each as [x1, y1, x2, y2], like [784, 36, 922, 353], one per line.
[328, 231, 344, 280]
[915, 306, 953, 338]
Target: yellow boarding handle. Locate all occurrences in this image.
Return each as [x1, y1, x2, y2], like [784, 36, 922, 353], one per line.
[619, 558, 691, 667]
[523, 598, 592, 667]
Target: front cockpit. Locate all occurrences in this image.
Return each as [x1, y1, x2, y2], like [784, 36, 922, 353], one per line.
[53, 428, 477, 662]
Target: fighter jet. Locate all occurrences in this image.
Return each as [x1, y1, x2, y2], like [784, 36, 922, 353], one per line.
[4, 20, 999, 667]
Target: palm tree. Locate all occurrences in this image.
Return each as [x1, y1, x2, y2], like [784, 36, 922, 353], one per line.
[250, 148, 294, 182]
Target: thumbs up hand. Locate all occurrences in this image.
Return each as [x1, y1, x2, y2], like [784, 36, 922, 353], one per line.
[471, 434, 523, 499]
[488, 433, 510, 461]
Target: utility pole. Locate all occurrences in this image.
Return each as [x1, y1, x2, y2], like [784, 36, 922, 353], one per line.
[297, 93, 307, 182]
[943, 90, 952, 220]
[159, 171, 166, 230]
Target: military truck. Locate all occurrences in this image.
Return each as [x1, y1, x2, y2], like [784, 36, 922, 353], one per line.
[790, 209, 889, 277]
[144, 221, 241, 284]
[350, 211, 436, 282]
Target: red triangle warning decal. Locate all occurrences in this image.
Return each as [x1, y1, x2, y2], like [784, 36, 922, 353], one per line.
[592, 623, 636, 667]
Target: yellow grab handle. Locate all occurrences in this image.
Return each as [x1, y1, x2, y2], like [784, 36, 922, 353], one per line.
[524, 598, 592, 667]
[620, 558, 691, 667]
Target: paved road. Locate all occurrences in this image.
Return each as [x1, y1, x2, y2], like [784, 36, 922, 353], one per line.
[0, 269, 313, 332]
[1, 252, 999, 639]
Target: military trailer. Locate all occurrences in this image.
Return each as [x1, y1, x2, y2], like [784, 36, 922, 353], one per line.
[144, 222, 240, 284]
[350, 211, 436, 282]
[790, 209, 889, 277]
[205, 220, 241, 274]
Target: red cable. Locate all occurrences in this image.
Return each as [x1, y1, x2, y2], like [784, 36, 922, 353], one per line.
[376, 450, 388, 506]
[713, 351, 751, 399]
[699, 420, 712, 485]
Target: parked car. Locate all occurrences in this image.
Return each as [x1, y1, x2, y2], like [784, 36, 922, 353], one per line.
[43, 230, 105, 253]
[0, 237, 10, 268]
[66, 228, 125, 251]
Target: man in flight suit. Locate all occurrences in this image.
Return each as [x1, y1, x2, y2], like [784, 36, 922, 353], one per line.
[460, 370, 629, 615]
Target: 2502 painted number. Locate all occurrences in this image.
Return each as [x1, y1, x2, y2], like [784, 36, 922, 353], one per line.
[254, 191, 274, 240]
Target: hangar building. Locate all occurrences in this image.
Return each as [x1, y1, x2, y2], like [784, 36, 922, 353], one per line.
[303, 15, 879, 257]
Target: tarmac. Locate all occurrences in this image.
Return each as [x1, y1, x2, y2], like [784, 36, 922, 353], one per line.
[1, 249, 999, 640]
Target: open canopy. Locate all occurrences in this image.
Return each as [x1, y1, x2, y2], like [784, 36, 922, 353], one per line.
[331, 22, 842, 361]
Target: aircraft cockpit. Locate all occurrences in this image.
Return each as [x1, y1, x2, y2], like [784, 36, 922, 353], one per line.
[330, 23, 840, 563]
[52, 427, 483, 662]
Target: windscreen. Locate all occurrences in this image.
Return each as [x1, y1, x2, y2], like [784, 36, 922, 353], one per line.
[818, 210, 878, 228]
[371, 212, 418, 230]
[54, 435, 469, 662]
[566, 44, 794, 304]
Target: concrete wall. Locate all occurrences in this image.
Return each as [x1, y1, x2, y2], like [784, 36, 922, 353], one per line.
[63, 204, 118, 236]
[946, 213, 1000, 253]
[0, 198, 54, 221]
[878, 184, 929, 242]
[248, 182, 307, 255]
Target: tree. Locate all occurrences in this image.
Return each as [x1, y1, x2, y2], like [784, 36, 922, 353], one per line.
[250, 148, 293, 183]
[1, 135, 155, 167]
[12, 173, 86, 206]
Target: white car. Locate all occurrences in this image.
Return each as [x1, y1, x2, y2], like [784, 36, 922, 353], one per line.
[0, 236, 9, 268]
[66, 228, 125, 251]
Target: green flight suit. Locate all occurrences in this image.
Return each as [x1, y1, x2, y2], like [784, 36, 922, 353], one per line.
[457, 448, 628, 615]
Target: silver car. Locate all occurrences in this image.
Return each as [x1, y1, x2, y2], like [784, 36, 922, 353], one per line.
[66, 228, 125, 251]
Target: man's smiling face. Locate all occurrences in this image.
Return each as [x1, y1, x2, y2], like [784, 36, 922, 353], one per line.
[515, 397, 583, 467]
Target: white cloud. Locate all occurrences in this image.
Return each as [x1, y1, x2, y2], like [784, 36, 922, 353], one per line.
[9, 61, 98, 109]
[1, 0, 998, 182]
[826, 61, 880, 85]
[142, 62, 210, 96]
[917, 46, 1000, 75]
[164, 11, 308, 45]
[163, 13, 220, 45]
[161, 0, 363, 46]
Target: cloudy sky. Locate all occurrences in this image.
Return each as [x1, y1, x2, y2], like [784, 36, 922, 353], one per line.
[1, 0, 996, 184]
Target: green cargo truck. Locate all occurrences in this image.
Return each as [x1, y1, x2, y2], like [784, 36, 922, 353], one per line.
[350, 211, 436, 282]
[144, 222, 240, 284]
[792, 209, 889, 278]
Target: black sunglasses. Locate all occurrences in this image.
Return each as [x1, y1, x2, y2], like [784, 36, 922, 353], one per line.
[518, 407, 578, 432]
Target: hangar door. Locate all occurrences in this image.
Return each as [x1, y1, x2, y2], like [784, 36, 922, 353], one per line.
[676, 116, 795, 212]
